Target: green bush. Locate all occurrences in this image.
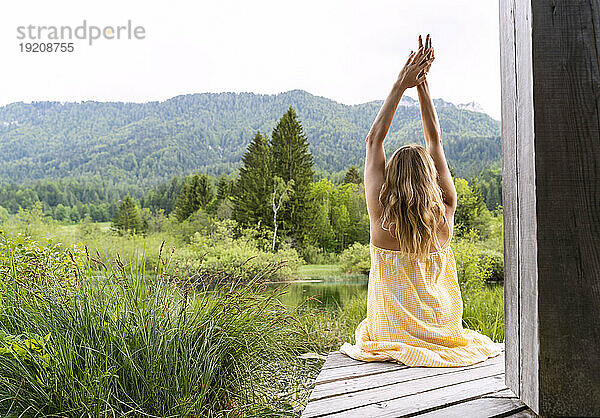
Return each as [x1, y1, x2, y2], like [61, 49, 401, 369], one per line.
[300, 244, 340, 265]
[0, 206, 9, 224]
[162, 209, 213, 244]
[478, 249, 504, 282]
[0, 231, 85, 284]
[338, 242, 371, 275]
[170, 218, 304, 282]
[2, 208, 304, 284]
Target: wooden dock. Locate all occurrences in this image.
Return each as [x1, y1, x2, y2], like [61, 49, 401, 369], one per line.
[302, 344, 535, 417]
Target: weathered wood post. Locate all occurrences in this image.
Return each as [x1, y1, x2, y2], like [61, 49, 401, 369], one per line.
[500, 0, 600, 416]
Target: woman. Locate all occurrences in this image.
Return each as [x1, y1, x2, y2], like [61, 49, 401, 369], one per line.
[340, 34, 503, 367]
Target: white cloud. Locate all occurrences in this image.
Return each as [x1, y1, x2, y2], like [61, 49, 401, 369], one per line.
[0, 0, 500, 119]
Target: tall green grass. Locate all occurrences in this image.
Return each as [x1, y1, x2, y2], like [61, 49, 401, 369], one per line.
[462, 284, 504, 343]
[0, 232, 310, 416]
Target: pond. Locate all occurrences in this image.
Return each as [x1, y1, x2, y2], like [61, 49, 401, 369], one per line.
[271, 265, 368, 311]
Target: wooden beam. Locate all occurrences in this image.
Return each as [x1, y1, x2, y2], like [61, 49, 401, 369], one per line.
[314, 361, 406, 386]
[500, 1, 600, 415]
[499, 0, 520, 398]
[531, 1, 600, 415]
[513, 0, 539, 411]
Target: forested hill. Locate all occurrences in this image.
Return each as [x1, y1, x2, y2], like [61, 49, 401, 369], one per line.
[0, 90, 500, 185]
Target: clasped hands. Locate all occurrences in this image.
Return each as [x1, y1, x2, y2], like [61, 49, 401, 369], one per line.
[397, 34, 434, 90]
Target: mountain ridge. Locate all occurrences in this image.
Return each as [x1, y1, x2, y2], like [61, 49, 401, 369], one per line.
[0, 89, 500, 186]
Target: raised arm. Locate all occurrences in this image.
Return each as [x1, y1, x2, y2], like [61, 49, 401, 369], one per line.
[416, 35, 457, 211]
[364, 47, 433, 218]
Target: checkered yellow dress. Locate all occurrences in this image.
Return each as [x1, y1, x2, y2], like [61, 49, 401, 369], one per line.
[340, 226, 503, 367]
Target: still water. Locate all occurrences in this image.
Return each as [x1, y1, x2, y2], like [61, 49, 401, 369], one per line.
[273, 272, 368, 311]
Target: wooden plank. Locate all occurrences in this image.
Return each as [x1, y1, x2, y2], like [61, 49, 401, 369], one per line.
[482, 387, 518, 398]
[528, 1, 600, 416]
[323, 374, 507, 418]
[418, 396, 527, 418]
[310, 352, 504, 402]
[321, 351, 387, 370]
[314, 361, 406, 385]
[302, 358, 504, 417]
[513, 0, 540, 413]
[499, 0, 520, 399]
[322, 344, 502, 372]
[506, 409, 539, 417]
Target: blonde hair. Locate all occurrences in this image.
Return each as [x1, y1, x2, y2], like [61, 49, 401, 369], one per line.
[378, 144, 447, 260]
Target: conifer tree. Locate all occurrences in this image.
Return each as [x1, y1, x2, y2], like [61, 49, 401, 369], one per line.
[112, 195, 143, 235]
[174, 173, 214, 221]
[216, 174, 235, 201]
[233, 131, 274, 227]
[270, 107, 315, 244]
[343, 165, 362, 184]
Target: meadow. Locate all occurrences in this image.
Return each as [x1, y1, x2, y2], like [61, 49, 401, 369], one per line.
[0, 208, 504, 416]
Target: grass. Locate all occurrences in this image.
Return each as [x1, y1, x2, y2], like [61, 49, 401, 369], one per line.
[297, 264, 340, 278]
[0, 218, 505, 416]
[0, 233, 314, 417]
[462, 283, 504, 343]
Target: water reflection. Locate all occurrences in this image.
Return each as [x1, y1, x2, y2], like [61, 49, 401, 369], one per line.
[273, 276, 368, 311]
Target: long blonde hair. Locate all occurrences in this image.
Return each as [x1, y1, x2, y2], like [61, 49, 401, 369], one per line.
[378, 144, 446, 260]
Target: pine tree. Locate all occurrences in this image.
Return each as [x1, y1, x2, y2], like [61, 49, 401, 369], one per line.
[233, 131, 274, 227]
[216, 174, 235, 201]
[112, 195, 143, 235]
[343, 165, 362, 184]
[270, 107, 315, 245]
[174, 173, 214, 221]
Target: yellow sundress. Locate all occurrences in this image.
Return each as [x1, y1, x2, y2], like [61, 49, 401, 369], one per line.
[340, 218, 503, 367]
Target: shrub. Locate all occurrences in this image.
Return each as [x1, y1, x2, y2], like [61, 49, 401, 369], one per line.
[300, 244, 339, 265]
[173, 220, 304, 282]
[338, 242, 370, 275]
[478, 249, 504, 282]
[453, 243, 486, 292]
[0, 206, 9, 224]
[0, 231, 85, 284]
[163, 209, 213, 244]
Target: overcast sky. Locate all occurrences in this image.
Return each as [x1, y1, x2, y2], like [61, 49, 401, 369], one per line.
[0, 1, 501, 119]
